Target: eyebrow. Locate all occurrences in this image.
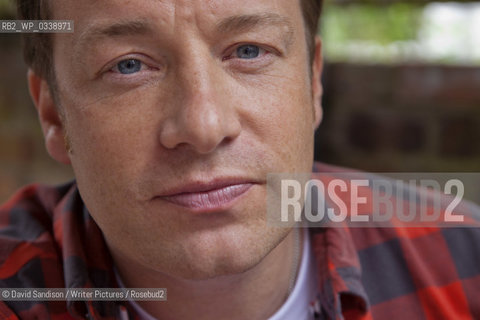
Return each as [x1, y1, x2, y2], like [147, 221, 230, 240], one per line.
[216, 13, 295, 45]
[76, 19, 152, 47]
[92, 21, 150, 37]
[216, 13, 293, 32]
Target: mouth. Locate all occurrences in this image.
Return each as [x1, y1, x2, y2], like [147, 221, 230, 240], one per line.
[157, 179, 256, 213]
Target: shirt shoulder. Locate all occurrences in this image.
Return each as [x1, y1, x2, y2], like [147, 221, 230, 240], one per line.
[310, 162, 480, 318]
[0, 182, 76, 315]
[0, 182, 75, 246]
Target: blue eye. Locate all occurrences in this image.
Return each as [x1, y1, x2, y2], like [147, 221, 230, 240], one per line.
[236, 45, 260, 59]
[116, 59, 142, 74]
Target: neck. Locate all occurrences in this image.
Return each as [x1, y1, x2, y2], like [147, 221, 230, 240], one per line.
[113, 229, 302, 320]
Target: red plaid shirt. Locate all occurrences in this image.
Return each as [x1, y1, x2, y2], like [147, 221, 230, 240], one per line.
[1, 162, 480, 319]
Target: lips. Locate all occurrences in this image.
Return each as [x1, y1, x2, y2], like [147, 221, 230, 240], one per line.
[158, 180, 255, 212]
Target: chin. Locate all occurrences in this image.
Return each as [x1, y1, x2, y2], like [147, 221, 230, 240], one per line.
[165, 247, 265, 281]
[150, 226, 287, 281]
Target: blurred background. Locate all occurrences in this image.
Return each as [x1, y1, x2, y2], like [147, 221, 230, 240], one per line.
[316, 0, 480, 173]
[1, 0, 480, 202]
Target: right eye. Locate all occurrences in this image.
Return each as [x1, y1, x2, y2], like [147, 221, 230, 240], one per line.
[112, 59, 144, 75]
[235, 45, 262, 59]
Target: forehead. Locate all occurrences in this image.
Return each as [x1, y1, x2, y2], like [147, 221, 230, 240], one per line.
[49, 0, 305, 37]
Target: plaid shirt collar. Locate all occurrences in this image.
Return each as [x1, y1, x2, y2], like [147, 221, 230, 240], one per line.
[311, 227, 369, 320]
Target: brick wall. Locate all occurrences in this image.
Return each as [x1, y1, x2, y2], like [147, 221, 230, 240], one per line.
[315, 63, 480, 171]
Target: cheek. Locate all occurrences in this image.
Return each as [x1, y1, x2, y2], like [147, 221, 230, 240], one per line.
[62, 88, 160, 199]
[239, 69, 314, 170]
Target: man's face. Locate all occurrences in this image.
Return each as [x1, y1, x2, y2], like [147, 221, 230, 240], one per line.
[48, 0, 321, 279]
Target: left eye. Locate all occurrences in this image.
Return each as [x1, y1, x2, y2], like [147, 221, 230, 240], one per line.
[113, 59, 143, 74]
[235, 45, 263, 59]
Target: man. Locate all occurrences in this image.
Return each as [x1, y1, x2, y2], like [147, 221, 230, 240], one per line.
[1, 0, 480, 319]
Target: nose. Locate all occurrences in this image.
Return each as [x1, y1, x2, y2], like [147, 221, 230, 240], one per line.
[159, 48, 241, 154]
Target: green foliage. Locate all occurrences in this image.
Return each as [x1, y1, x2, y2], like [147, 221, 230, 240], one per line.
[321, 2, 426, 63]
[322, 3, 423, 44]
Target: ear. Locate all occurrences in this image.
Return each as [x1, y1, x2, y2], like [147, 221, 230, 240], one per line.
[28, 70, 71, 164]
[311, 36, 323, 130]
